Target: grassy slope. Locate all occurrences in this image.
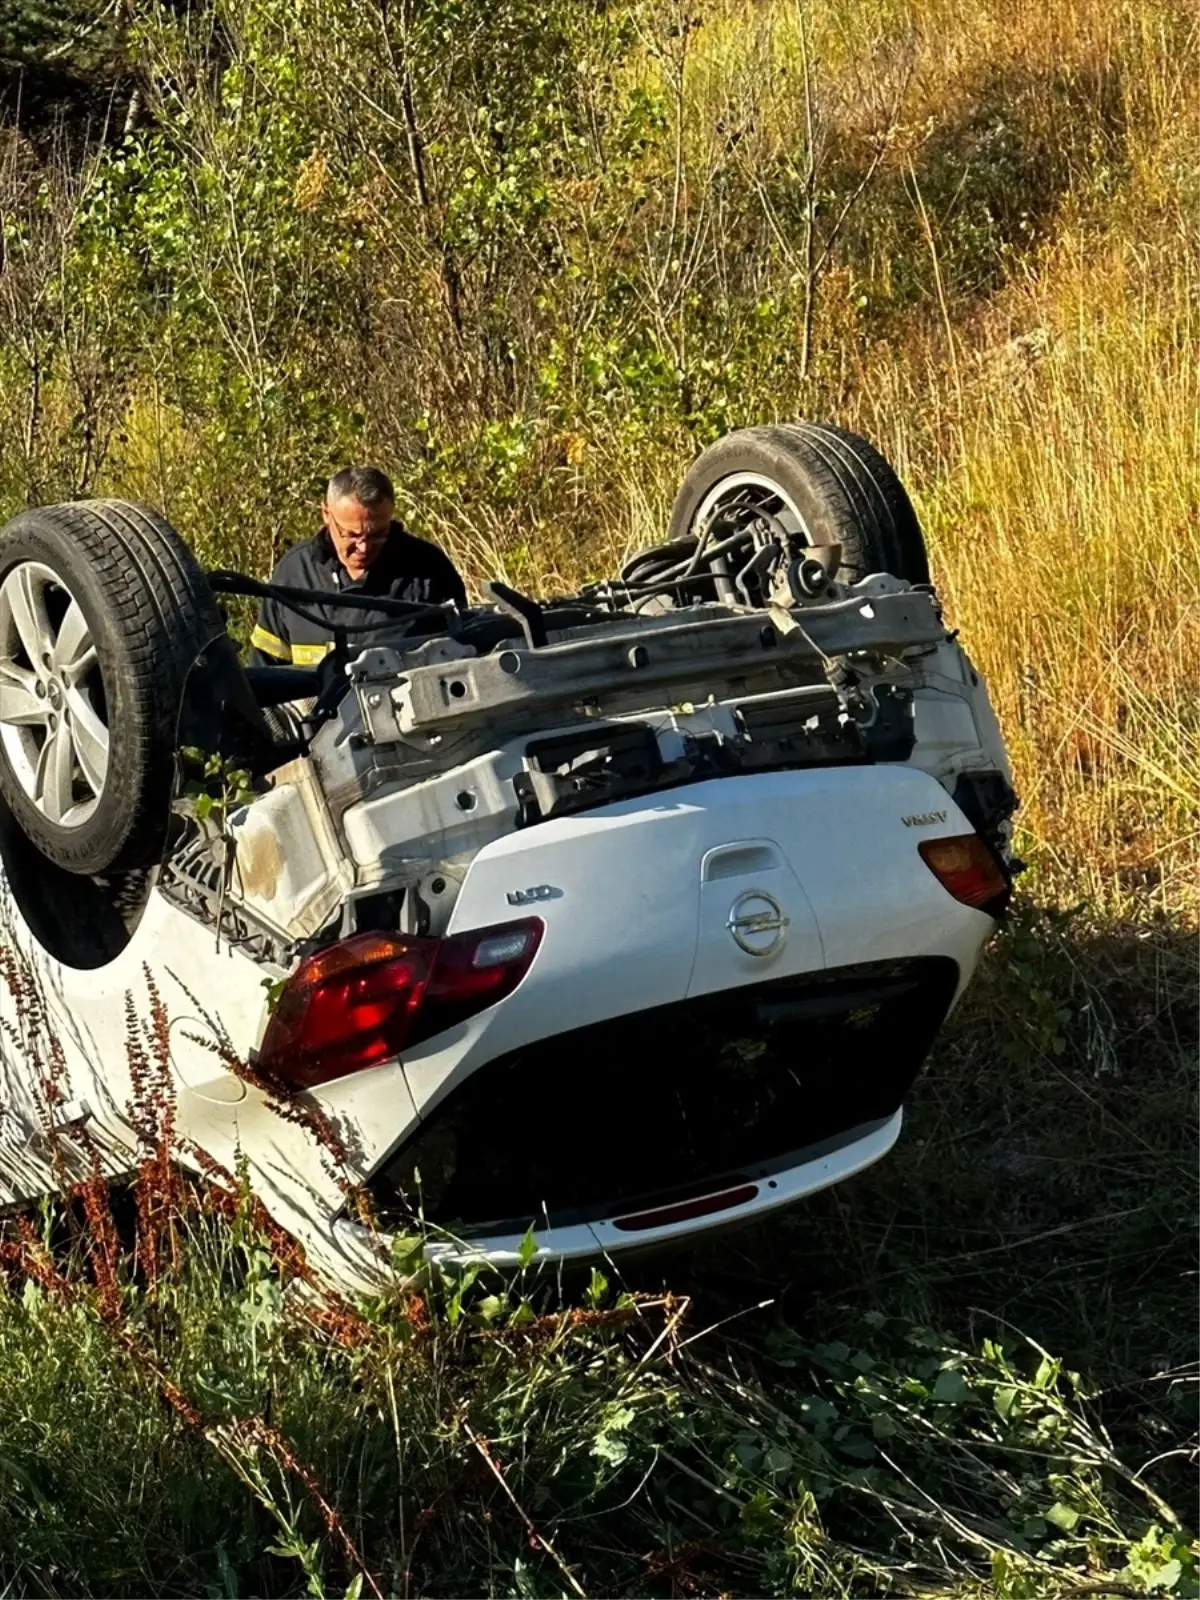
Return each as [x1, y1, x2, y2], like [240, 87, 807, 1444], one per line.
[0, 0, 1195, 1594]
[637, 5, 1200, 1577]
[603, 0, 1198, 924]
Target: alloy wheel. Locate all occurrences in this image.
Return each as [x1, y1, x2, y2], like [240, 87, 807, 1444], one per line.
[0, 561, 110, 827]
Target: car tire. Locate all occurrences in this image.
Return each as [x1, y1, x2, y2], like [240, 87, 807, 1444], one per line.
[667, 421, 930, 584]
[0, 499, 226, 875]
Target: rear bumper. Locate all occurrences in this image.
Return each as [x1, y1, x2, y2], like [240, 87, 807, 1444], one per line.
[362, 955, 956, 1262]
[342, 1111, 905, 1269]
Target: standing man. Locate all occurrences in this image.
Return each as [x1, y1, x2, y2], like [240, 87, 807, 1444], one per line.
[249, 465, 468, 666]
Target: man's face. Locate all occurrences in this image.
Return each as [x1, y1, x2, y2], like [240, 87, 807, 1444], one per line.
[323, 492, 393, 580]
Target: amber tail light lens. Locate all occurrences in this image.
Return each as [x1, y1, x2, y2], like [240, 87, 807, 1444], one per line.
[918, 833, 1011, 916]
[256, 919, 543, 1090]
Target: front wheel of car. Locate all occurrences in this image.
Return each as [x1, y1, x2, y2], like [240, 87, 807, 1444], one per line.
[0, 500, 225, 875]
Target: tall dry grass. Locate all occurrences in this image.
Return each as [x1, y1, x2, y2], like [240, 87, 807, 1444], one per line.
[908, 241, 1196, 920]
[568, 0, 1200, 923]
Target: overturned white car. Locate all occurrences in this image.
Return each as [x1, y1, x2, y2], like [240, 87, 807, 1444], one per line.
[0, 424, 1017, 1289]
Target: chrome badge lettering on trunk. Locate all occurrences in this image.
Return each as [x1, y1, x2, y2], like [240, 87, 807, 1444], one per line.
[902, 810, 948, 827]
[506, 884, 563, 906]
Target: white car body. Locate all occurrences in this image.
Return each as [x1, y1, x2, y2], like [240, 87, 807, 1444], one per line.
[0, 573, 1014, 1293]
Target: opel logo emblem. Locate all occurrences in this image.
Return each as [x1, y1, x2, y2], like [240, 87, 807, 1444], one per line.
[727, 889, 789, 959]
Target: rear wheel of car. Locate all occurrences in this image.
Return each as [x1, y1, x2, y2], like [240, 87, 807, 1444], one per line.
[0, 500, 226, 875]
[666, 421, 930, 585]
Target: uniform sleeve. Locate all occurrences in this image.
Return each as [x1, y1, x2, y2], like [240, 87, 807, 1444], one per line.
[249, 590, 292, 665]
[431, 547, 468, 609]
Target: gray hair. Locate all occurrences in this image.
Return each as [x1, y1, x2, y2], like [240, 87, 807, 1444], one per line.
[326, 465, 395, 507]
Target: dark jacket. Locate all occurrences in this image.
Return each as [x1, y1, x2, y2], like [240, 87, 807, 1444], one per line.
[249, 523, 467, 666]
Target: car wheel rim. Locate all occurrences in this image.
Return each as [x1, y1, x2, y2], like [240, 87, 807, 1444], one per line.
[693, 471, 813, 546]
[0, 562, 110, 828]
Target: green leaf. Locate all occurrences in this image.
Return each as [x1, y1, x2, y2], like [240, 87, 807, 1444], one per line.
[990, 1548, 1042, 1599]
[444, 1261, 480, 1324]
[740, 1487, 776, 1538]
[1121, 1527, 1194, 1594]
[344, 1574, 364, 1600]
[260, 975, 287, 1008]
[517, 1225, 538, 1268]
[1033, 1355, 1058, 1389]
[994, 1385, 1019, 1419]
[816, 1340, 851, 1366]
[837, 1434, 876, 1461]
[932, 1367, 970, 1403]
[1045, 1501, 1080, 1531]
[797, 1395, 838, 1427]
[591, 1432, 628, 1465]
[390, 1234, 424, 1275]
[591, 1404, 636, 1465]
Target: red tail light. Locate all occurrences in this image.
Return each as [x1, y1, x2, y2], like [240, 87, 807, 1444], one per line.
[918, 834, 1010, 914]
[256, 919, 543, 1090]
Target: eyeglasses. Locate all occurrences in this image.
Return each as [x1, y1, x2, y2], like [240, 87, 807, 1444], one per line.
[327, 515, 391, 548]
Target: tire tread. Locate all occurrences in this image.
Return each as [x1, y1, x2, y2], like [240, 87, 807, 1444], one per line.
[0, 500, 225, 872]
[667, 420, 928, 584]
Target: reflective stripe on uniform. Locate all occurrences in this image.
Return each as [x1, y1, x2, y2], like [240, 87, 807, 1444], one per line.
[291, 641, 333, 665]
[250, 625, 292, 661]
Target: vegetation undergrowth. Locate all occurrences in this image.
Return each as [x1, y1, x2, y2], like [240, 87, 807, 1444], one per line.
[0, 959, 1194, 1600]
